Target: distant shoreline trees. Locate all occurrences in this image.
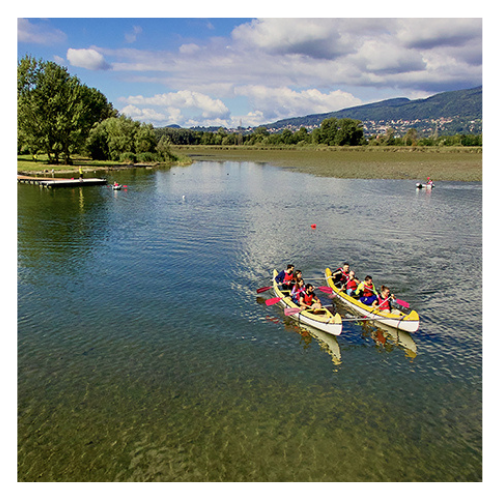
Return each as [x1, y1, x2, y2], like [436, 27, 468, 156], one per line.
[155, 122, 481, 148]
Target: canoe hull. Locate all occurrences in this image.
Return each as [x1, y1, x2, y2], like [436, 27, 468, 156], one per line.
[325, 268, 420, 333]
[273, 270, 342, 336]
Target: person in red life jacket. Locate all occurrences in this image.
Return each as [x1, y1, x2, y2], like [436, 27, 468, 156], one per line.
[275, 264, 295, 291]
[292, 269, 303, 287]
[374, 286, 394, 312]
[345, 270, 360, 296]
[299, 284, 323, 312]
[291, 278, 305, 305]
[355, 276, 378, 306]
[332, 262, 350, 288]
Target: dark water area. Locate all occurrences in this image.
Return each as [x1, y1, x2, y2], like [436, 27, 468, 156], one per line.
[18, 161, 482, 481]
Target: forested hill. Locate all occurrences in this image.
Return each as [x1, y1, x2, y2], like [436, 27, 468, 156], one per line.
[264, 87, 482, 137]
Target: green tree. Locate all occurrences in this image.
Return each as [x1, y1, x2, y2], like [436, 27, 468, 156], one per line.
[403, 128, 418, 146]
[156, 135, 175, 162]
[18, 55, 115, 164]
[314, 117, 365, 146]
[134, 123, 157, 154]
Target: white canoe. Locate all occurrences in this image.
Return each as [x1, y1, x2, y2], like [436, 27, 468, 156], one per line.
[272, 270, 342, 336]
[325, 268, 420, 333]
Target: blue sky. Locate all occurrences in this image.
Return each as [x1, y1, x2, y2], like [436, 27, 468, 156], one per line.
[17, 15, 483, 129]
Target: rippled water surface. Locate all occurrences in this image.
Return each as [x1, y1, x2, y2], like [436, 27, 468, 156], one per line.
[18, 161, 482, 481]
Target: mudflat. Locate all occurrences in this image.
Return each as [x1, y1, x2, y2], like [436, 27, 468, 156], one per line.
[178, 146, 482, 181]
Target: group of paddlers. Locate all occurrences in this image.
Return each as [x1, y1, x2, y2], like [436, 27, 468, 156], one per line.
[275, 265, 325, 312]
[276, 262, 395, 313]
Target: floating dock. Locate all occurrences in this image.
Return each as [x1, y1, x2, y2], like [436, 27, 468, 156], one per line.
[18, 175, 107, 188]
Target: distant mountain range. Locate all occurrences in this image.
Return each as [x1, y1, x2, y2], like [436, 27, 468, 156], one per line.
[263, 86, 482, 137]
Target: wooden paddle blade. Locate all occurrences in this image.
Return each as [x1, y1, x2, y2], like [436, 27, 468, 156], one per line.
[284, 308, 301, 316]
[265, 296, 282, 306]
[317, 286, 333, 294]
[256, 285, 273, 294]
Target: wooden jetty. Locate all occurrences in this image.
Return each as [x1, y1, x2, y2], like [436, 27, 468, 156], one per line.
[18, 175, 107, 188]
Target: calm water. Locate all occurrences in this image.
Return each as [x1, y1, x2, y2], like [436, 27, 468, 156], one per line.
[18, 161, 482, 481]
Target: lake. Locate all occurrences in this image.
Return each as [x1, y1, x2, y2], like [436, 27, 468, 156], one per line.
[18, 161, 482, 481]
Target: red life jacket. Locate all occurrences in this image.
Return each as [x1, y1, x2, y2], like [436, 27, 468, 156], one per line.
[346, 278, 357, 291]
[335, 267, 349, 284]
[283, 271, 294, 285]
[377, 295, 391, 311]
[301, 291, 315, 306]
[362, 282, 375, 297]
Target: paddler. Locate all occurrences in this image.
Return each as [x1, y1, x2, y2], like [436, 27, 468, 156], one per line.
[299, 284, 323, 312]
[345, 270, 360, 296]
[291, 278, 306, 305]
[275, 264, 295, 291]
[332, 262, 350, 288]
[355, 275, 378, 306]
[374, 286, 394, 312]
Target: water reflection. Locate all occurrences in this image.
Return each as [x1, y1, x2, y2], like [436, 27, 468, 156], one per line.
[357, 320, 417, 359]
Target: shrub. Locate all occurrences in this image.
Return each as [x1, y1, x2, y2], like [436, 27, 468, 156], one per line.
[136, 152, 158, 163]
[119, 152, 136, 164]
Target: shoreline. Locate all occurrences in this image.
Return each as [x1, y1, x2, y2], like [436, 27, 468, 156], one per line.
[18, 146, 482, 182]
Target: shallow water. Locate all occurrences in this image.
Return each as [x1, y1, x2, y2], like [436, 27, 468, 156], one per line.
[18, 161, 482, 481]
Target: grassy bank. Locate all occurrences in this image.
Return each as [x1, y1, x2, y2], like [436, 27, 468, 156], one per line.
[16, 152, 192, 175]
[177, 145, 482, 181]
[18, 145, 482, 181]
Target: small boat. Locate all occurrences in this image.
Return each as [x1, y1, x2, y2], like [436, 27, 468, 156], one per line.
[416, 182, 434, 189]
[272, 270, 342, 336]
[324, 268, 420, 333]
[112, 183, 122, 190]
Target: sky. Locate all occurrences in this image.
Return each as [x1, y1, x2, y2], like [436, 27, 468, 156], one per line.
[17, 15, 483, 129]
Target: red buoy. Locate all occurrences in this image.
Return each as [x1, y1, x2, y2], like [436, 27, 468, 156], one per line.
[311, 224, 317, 229]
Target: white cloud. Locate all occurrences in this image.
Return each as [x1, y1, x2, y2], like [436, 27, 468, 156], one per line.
[396, 18, 482, 50]
[120, 90, 231, 126]
[60, 18, 482, 127]
[179, 44, 201, 55]
[125, 25, 143, 44]
[232, 19, 350, 59]
[235, 86, 362, 122]
[18, 18, 66, 45]
[67, 48, 111, 71]
[126, 91, 230, 118]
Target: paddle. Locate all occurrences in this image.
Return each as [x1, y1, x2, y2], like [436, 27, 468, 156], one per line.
[265, 288, 303, 306]
[256, 285, 273, 294]
[284, 307, 302, 316]
[266, 296, 281, 306]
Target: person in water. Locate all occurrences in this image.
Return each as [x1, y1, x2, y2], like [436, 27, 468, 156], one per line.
[332, 263, 350, 287]
[299, 284, 323, 312]
[374, 285, 393, 312]
[355, 276, 378, 306]
[276, 264, 295, 291]
[345, 270, 360, 296]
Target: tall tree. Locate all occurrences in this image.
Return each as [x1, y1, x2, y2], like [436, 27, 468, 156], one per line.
[17, 55, 116, 164]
